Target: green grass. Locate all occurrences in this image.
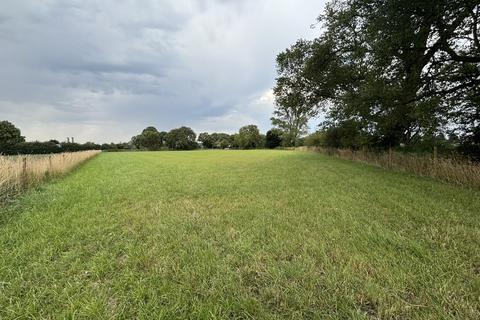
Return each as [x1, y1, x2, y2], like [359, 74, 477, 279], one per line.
[1, 150, 479, 319]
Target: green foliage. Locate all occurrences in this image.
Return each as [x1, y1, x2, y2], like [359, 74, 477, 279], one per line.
[271, 40, 318, 147]
[1, 151, 479, 318]
[295, 136, 305, 147]
[158, 131, 168, 146]
[100, 142, 133, 151]
[265, 129, 283, 148]
[198, 132, 214, 149]
[211, 133, 233, 149]
[0, 121, 25, 150]
[274, 0, 480, 155]
[197, 132, 233, 149]
[1, 140, 106, 155]
[0, 121, 132, 154]
[230, 134, 240, 148]
[132, 126, 163, 150]
[235, 125, 263, 149]
[323, 121, 370, 150]
[259, 134, 266, 148]
[452, 89, 480, 160]
[9, 141, 61, 154]
[304, 131, 325, 147]
[166, 126, 198, 150]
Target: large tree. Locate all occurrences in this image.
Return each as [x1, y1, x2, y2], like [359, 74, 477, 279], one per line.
[198, 132, 214, 149]
[0, 121, 25, 150]
[199, 132, 233, 149]
[274, 0, 480, 153]
[272, 40, 319, 147]
[235, 125, 263, 149]
[166, 126, 198, 150]
[132, 126, 163, 150]
[210, 133, 233, 149]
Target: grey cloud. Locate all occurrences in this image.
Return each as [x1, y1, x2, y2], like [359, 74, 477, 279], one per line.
[0, 0, 325, 143]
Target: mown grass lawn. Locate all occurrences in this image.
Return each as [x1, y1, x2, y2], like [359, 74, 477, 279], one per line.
[0, 150, 479, 319]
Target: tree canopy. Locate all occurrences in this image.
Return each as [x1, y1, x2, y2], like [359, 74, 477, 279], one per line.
[198, 132, 233, 149]
[272, 0, 480, 156]
[132, 126, 163, 150]
[265, 129, 283, 148]
[165, 126, 198, 150]
[0, 121, 25, 150]
[235, 125, 263, 149]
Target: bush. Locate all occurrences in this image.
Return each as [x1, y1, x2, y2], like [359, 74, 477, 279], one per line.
[305, 131, 325, 147]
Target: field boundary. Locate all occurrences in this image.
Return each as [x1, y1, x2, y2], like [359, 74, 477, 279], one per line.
[0, 150, 101, 203]
[297, 146, 480, 188]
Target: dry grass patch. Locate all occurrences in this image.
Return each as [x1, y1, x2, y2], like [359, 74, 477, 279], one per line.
[298, 146, 480, 187]
[0, 150, 101, 202]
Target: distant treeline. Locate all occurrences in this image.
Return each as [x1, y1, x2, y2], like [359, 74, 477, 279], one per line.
[0, 141, 124, 155]
[0, 120, 134, 155]
[0, 120, 288, 154]
[130, 124, 280, 150]
[1, 115, 478, 161]
[0, 142, 132, 155]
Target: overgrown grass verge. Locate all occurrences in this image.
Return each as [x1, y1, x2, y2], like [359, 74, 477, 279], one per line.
[297, 146, 480, 188]
[0, 150, 101, 203]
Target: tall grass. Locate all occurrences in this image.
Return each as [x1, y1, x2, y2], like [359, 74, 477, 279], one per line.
[0, 150, 101, 202]
[297, 146, 480, 187]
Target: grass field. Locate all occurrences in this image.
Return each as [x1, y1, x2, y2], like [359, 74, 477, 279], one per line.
[0, 150, 479, 319]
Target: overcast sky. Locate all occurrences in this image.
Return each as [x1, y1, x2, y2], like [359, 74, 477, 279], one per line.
[1, 0, 324, 143]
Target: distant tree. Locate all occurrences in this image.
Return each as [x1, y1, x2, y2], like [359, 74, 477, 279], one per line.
[259, 134, 266, 148]
[158, 131, 168, 147]
[265, 129, 283, 148]
[229, 134, 238, 148]
[198, 132, 214, 148]
[166, 126, 198, 150]
[235, 125, 262, 149]
[0, 121, 25, 150]
[221, 135, 234, 148]
[82, 142, 101, 150]
[197, 132, 234, 149]
[101, 143, 112, 150]
[211, 133, 233, 148]
[100, 142, 133, 151]
[132, 126, 163, 150]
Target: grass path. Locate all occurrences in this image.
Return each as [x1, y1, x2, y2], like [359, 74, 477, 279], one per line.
[0, 150, 479, 319]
